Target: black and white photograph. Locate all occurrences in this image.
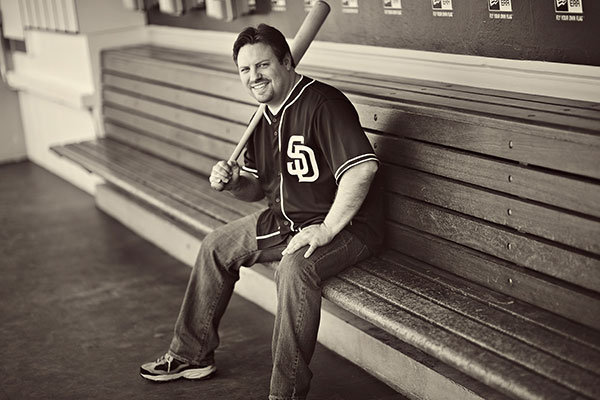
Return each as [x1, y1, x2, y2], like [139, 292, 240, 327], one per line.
[0, 0, 599, 399]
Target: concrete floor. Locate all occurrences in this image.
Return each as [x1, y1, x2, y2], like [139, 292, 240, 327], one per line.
[0, 161, 404, 400]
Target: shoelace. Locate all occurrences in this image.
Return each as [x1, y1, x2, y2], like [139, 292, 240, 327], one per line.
[157, 353, 174, 372]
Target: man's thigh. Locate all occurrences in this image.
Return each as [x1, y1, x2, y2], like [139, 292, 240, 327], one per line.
[201, 210, 263, 268]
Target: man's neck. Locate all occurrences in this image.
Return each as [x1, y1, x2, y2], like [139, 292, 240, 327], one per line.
[267, 72, 300, 116]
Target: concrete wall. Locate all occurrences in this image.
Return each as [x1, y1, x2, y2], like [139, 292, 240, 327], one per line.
[0, 78, 26, 164]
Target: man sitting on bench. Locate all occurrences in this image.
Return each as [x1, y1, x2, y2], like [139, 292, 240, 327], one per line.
[140, 23, 383, 400]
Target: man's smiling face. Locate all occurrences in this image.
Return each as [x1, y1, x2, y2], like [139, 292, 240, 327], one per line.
[237, 42, 293, 109]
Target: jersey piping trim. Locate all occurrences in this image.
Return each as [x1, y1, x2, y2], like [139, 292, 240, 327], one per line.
[241, 166, 259, 179]
[334, 153, 379, 184]
[278, 77, 316, 232]
[264, 74, 306, 123]
[263, 113, 272, 125]
[256, 230, 281, 240]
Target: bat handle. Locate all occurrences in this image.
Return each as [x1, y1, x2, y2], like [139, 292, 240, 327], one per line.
[228, 104, 265, 163]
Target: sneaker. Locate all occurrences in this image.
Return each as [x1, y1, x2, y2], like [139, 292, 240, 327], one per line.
[140, 353, 216, 382]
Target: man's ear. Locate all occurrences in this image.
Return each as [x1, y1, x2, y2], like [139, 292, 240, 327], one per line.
[283, 53, 293, 70]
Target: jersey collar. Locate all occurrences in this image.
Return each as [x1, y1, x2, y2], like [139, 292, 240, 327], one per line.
[264, 75, 308, 123]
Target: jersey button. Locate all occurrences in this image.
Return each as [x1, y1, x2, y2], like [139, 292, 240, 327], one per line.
[275, 197, 280, 203]
[283, 221, 289, 226]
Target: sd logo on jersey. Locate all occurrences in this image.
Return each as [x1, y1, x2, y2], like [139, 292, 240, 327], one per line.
[286, 135, 319, 182]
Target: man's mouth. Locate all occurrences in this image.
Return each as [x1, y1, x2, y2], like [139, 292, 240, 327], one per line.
[251, 81, 269, 91]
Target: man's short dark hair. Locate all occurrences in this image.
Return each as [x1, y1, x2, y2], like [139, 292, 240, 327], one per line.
[233, 24, 296, 68]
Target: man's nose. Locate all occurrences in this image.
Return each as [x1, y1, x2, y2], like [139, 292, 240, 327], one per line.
[250, 68, 262, 82]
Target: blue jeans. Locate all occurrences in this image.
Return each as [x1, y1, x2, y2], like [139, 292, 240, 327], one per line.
[168, 211, 370, 400]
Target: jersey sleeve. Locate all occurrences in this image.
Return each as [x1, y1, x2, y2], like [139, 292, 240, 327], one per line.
[313, 98, 378, 184]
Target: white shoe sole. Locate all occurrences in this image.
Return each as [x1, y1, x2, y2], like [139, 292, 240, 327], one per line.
[141, 365, 217, 382]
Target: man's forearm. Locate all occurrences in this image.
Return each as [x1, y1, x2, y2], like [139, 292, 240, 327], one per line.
[323, 161, 378, 236]
[228, 172, 265, 202]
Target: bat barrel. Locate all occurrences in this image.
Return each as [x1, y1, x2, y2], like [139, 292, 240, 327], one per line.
[291, 1, 331, 64]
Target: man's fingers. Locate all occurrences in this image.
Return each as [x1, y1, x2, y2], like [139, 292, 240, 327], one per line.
[304, 243, 317, 259]
[211, 161, 234, 185]
[282, 235, 308, 256]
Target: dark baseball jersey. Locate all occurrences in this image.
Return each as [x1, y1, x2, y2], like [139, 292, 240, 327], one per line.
[242, 75, 384, 253]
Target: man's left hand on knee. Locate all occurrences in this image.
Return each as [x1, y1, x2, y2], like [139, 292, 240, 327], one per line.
[281, 223, 335, 259]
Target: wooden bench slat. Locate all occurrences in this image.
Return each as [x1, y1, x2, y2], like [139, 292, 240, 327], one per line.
[82, 140, 266, 217]
[52, 144, 222, 233]
[385, 223, 600, 330]
[110, 46, 235, 72]
[385, 194, 600, 292]
[379, 250, 600, 352]
[297, 64, 600, 119]
[372, 134, 600, 219]
[87, 139, 264, 218]
[324, 276, 580, 400]
[358, 98, 600, 180]
[382, 163, 600, 254]
[339, 266, 599, 398]
[103, 73, 257, 124]
[102, 53, 251, 104]
[355, 94, 600, 146]
[105, 122, 216, 176]
[358, 257, 600, 373]
[72, 141, 240, 223]
[103, 106, 234, 161]
[319, 77, 600, 134]
[73, 140, 261, 223]
[103, 89, 245, 144]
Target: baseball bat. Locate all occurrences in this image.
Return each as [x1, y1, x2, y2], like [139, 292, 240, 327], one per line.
[227, 0, 331, 163]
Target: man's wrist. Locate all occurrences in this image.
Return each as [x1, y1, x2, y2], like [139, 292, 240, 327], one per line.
[320, 221, 338, 240]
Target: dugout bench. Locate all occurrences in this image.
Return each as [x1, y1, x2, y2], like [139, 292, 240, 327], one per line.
[52, 45, 600, 400]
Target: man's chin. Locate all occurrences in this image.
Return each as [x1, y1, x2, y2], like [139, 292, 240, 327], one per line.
[253, 94, 273, 104]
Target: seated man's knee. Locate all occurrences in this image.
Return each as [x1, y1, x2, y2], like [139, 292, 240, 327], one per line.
[195, 227, 230, 267]
[275, 253, 320, 290]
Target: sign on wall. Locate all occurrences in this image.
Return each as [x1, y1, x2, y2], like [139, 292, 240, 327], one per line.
[432, 0, 453, 17]
[555, 0, 584, 22]
[489, 0, 513, 19]
[383, 0, 402, 15]
[271, 0, 286, 12]
[342, 0, 359, 14]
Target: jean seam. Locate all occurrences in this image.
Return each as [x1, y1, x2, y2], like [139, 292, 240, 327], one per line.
[192, 277, 224, 365]
[354, 243, 370, 263]
[291, 283, 307, 398]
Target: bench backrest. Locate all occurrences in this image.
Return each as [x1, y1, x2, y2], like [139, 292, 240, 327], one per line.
[101, 45, 600, 330]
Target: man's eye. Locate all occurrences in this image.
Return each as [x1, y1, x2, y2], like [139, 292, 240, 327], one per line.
[260, 63, 269, 68]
